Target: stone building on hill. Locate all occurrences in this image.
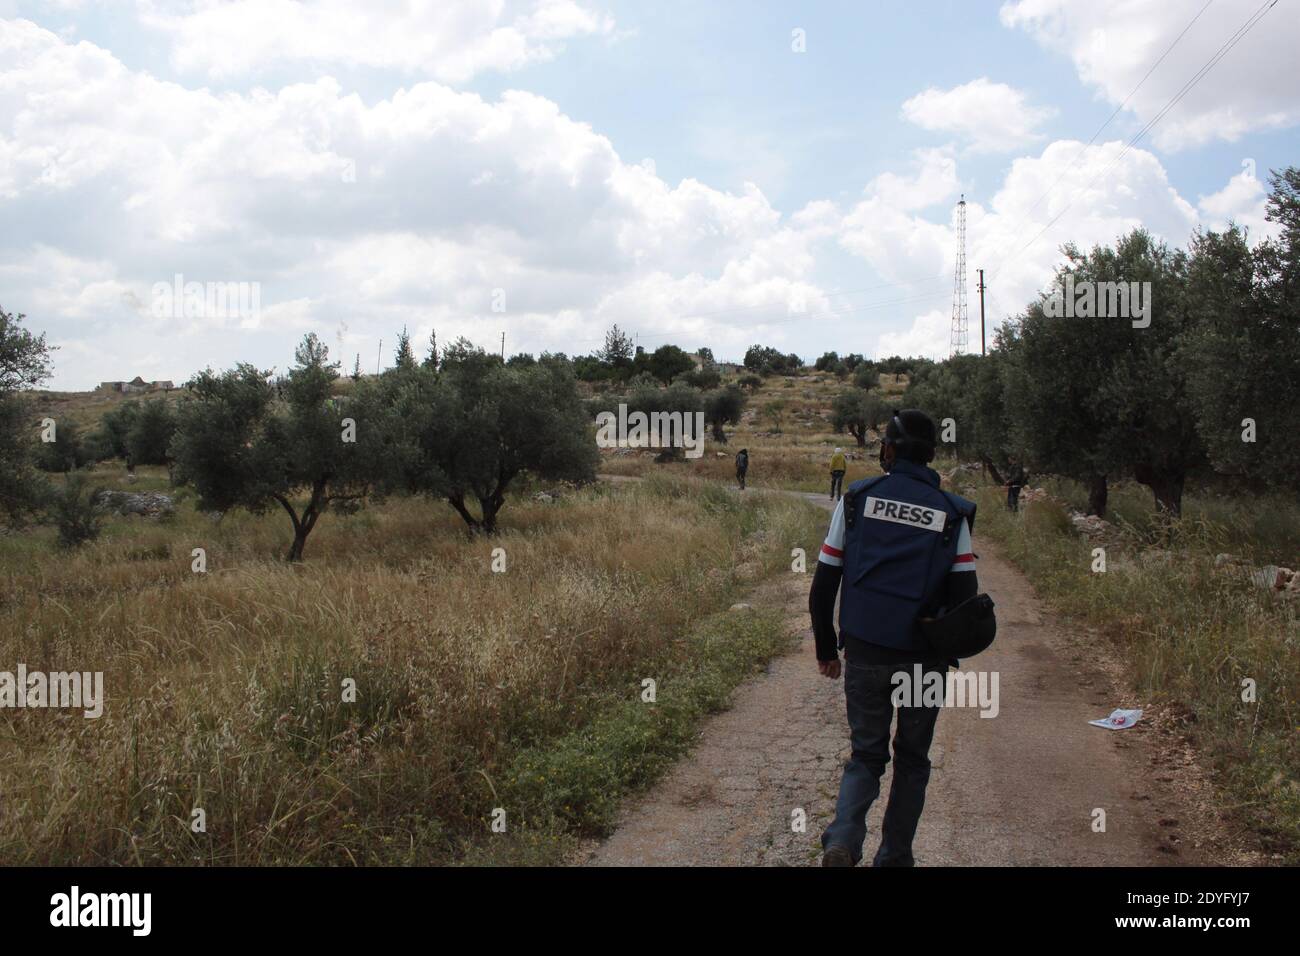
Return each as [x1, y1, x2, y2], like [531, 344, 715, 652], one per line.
[98, 376, 175, 394]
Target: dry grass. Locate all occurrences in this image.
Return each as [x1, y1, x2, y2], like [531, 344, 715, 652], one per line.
[955, 471, 1300, 859]
[0, 469, 824, 864]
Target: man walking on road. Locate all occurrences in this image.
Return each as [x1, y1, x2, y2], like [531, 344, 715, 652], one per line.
[808, 409, 981, 867]
[830, 447, 846, 500]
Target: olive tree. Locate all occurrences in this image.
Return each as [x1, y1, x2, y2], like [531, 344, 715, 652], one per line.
[94, 401, 141, 460]
[403, 345, 598, 533]
[35, 419, 90, 473]
[126, 398, 178, 478]
[703, 385, 746, 443]
[171, 334, 398, 561]
[1182, 170, 1300, 493]
[903, 352, 1012, 481]
[831, 389, 889, 447]
[1002, 230, 1203, 516]
[0, 307, 54, 524]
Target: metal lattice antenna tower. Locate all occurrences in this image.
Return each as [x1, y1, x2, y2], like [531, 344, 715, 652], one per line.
[950, 196, 969, 356]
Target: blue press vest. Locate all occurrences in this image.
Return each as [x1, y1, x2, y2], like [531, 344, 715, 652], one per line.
[838, 460, 976, 653]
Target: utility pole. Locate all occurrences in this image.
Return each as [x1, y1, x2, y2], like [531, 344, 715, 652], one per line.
[977, 268, 987, 356]
[377, 338, 382, 375]
[500, 331, 506, 360]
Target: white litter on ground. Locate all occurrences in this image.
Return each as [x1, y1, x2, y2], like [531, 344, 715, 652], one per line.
[1089, 708, 1143, 730]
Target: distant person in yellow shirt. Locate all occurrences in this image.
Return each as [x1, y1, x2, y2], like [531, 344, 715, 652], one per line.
[830, 447, 847, 500]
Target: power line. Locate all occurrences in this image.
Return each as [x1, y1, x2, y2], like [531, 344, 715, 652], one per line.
[990, 0, 1279, 283]
[1014, 0, 1214, 228]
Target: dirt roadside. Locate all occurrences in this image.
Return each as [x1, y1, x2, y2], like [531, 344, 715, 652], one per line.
[581, 490, 1263, 867]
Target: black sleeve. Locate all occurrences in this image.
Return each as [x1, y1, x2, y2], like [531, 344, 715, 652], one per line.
[945, 567, 979, 608]
[808, 560, 843, 661]
[935, 569, 980, 667]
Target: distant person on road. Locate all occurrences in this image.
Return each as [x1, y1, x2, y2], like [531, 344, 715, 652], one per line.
[1005, 461, 1028, 512]
[830, 447, 847, 500]
[735, 448, 749, 490]
[809, 409, 981, 867]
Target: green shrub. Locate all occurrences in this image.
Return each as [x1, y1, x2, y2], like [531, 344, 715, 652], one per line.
[49, 475, 102, 548]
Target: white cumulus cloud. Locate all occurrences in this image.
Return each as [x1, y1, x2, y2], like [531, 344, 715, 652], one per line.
[1001, 0, 1300, 150]
[902, 78, 1055, 153]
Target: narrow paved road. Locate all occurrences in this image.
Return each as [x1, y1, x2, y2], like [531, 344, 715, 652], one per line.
[584, 489, 1216, 866]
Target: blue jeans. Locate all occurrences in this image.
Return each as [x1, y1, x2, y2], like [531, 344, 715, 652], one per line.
[822, 659, 945, 865]
[830, 470, 845, 499]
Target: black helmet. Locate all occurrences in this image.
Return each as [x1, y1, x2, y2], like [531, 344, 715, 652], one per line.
[881, 408, 936, 467]
[919, 592, 996, 659]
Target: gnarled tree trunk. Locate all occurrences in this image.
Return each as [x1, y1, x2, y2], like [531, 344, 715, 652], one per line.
[447, 493, 482, 533]
[276, 480, 327, 561]
[449, 480, 509, 534]
[1133, 464, 1183, 517]
[477, 488, 506, 534]
[981, 457, 1004, 486]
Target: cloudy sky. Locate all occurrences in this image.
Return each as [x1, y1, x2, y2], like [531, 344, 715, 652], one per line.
[2, 0, 1296, 389]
